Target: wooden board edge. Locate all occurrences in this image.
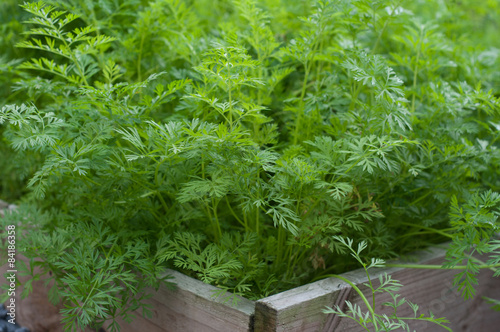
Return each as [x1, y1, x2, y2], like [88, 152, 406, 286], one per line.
[256, 244, 448, 312]
[162, 268, 255, 316]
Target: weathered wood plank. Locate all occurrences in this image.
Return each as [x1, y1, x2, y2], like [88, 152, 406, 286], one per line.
[0, 200, 15, 217]
[334, 256, 500, 332]
[255, 246, 500, 331]
[1, 203, 75, 332]
[3, 200, 499, 332]
[1, 203, 255, 332]
[110, 269, 255, 332]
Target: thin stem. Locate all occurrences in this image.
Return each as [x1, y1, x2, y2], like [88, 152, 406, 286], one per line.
[211, 198, 222, 242]
[470, 256, 499, 274]
[153, 159, 170, 213]
[77, 236, 119, 320]
[257, 50, 263, 106]
[349, 82, 363, 111]
[371, 0, 404, 54]
[411, 27, 423, 113]
[398, 221, 453, 239]
[293, 64, 310, 145]
[288, 246, 309, 279]
[225, 196, 247, 231]
[323, 274, 379, 331]
[396, 228, 454, 240]
[389, 317, 452, 332]
[364, 265, 376, 310]
[277, 226, 284, 265]
[227, 54, 234, 130]
[137, 32, 145, 82]
[203, 200, 214, 231]
[155, 192, 170, 216]
[253, 50, 264, 139]
[201, 153, 205, 179]
[385, 263, 500, 270]
[58, 31, 89, 86]
[409, 190, 433, 206]
[243, 213, 249, 234]
[255, 207, 260, 237]
[228, 84, 233, 130]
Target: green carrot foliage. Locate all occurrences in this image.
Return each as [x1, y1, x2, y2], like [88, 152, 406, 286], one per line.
[0, 0, 499, 330]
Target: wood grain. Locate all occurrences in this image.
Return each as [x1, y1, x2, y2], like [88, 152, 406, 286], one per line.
[1, 205, 99, 332]
[254, 245, 500, 332]
[108, 269, 255, 332]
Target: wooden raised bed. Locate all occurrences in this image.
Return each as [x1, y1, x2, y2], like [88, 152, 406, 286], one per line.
[111, 245, 500, 332]
[254, 246, 500, 332]
[1, 201, 500, 331]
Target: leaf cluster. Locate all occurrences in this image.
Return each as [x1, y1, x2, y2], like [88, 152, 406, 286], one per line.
[0, 0, 499, 330]
[323, 237, 452, 332]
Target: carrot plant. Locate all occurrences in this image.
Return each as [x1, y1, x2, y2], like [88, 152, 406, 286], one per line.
[322, 236, 452, 331]
[0, 0, 499, 331]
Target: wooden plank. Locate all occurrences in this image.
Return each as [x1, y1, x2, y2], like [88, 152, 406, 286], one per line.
[0, 200, 15, 217]
[110, 269, 255, 332]
[0, 254, 97, 331]
[4, 199, 499, 332]
[334, 256, 500, 332]
[254, 265, 398, 332]
[254, 246, 500, 331]
[1, 203, 74, 332]
[1, 203, 254, 332]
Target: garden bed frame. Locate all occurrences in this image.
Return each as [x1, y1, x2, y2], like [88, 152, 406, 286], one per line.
[112, 246, 500, 332]
[1, 201, 500, 331]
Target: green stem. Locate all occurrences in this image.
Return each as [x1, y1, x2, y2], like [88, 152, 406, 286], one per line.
[411, 29, 423, 114]
[228, 85, 233, 130]
[225, 196, 247, 231]
[409, 190, 433, 206]
[398, 222, 453, 239]
[80, 175, 102, 187]
[255, 170, 261, 236]
[363, 264, 376, 310]
[153, 159, 170, 213]
[313, 263, 342, 280]
[301, 198, 320, 220]
[349, 82, 363, 111]
[470, 256, 499, 274]
[243, 213, 249, 234]
[293, 64, 310, 145]
[396, 228, 454, 240]
[155, 192, 170, 216]
[137, 32, 145, 82]
[323, 274, 379, 331]
[253, 53, 263, 139]
[286, 247, 295, 276]
[201, 153, 205, 179]
[78, 236, 119, 320]
[211, 198, 222, 242]
[288, 246, 309, 278]
[255, 207, 260, 237]
[315, 39, 324, 90]
[293, 20, 326, 144]
[385, 263, 500, 270]
[227, 55, 233, 130]
[389, 317, 452, 332]
[49, 27, 89, 86]
[257, 50, 263, 106]
[277, 226, 284, 265]
[371, 0, 404, 54]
